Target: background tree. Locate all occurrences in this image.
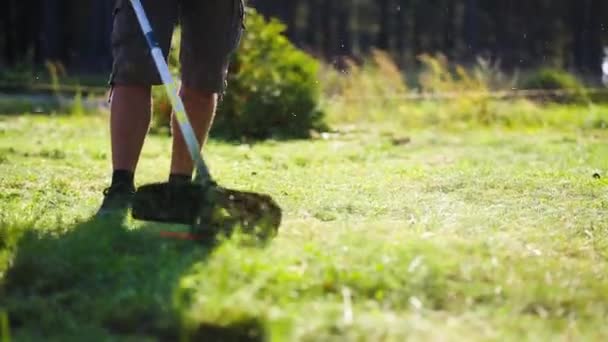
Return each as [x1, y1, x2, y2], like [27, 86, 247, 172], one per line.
[1, 0, 607, 81]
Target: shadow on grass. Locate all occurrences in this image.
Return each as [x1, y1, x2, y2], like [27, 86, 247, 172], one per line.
[1, 214, 266, 341]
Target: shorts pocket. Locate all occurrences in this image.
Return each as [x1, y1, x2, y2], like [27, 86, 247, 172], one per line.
[113, 0, 122, 16]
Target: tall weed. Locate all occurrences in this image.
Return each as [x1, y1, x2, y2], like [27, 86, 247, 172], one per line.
[321, 52, 575, 129]
[321, 50, 408, 124]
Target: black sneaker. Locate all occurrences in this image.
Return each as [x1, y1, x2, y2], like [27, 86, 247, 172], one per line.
[96, 184, 135, 217]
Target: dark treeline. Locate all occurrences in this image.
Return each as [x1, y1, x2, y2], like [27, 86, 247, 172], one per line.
[251, 0, 608, 75]
[1, 0, 607, 78]
[1, 0, 113, 73]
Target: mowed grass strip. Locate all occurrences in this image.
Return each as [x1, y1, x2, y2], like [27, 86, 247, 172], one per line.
[1, 112, 608, 340]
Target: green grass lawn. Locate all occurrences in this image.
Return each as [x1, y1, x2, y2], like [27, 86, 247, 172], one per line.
[1, 108, 608, 341]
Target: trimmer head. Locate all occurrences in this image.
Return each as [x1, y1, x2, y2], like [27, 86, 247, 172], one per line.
[132, 182, 282, 240]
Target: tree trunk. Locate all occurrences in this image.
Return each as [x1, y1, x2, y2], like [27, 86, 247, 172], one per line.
[305, 0, 321, 54]
[394, 0, 407, 61]
[377, 0, 391, 50]
[444, 0, 455, 60]
[2, 0, 17, 64]
[40, 0, 63, 62]
[86, 0, 113, 72]
[320, 0, 334, 58]
[464, 0, 478, 60]
[586, 0, 605, 74]
[285, 0, 300, 43]
[336, 3, 352, 56]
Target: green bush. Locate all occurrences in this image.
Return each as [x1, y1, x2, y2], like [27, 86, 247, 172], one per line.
[150, 27, 182, 134]
[151, 8, 325, 140]
[150, 85, 173, 135]
[521, 68, 588, 103]
[216, 8, 325, 139]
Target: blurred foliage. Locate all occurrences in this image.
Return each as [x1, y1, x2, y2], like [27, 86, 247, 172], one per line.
[0, 311, 9, 342]
[323, 50, 408, 99]
[151, 8, 326, 140]
[0, 61, 100, 116]
[521, 68, 589, 103]
[4, 0, 607, 78]
[150, 86, 173, 135]
[320, 50, 408, 124]
[216, 8, 325, 140]
[417, 53, 515, 93]
[416, 53, 493, 126]
[323, 52, 520, 127]
[150, 28, 182, 135]
[321, 52, 608, 129]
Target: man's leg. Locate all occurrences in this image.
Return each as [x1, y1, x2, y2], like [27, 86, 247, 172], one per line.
[99, 0, 177, 215]
[171, 0, 245, 182]
[97, 85, 151, 215]
[169, 87, 218, 181]
[111, 85, 152, 173]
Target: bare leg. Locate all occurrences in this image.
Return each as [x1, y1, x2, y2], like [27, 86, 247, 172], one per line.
[97, 85, 152, 215]
[110, 85, 152, 172]
[170, 86, 218, 177]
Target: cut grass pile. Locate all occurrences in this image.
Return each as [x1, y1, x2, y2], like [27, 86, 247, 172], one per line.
[1, 104, 608, 340]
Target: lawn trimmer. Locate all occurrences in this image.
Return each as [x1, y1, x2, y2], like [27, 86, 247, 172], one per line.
[127, 0, 282, 240]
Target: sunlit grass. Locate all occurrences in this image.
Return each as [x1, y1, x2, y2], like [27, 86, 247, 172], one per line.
[1, 110, 608, 340]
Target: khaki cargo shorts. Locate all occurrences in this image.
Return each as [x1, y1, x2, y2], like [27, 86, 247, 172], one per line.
[109, 0, 245, 93]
